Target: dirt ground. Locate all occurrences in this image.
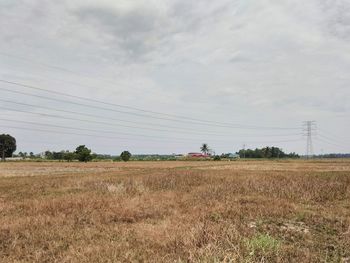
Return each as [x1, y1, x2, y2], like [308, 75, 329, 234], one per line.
[1, 159, 349, 262]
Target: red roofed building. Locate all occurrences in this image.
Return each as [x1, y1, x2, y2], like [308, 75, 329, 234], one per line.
[187, 152, 210, 158]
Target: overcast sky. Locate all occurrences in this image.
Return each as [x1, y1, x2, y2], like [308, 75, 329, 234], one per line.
[0, 0, 349, 155]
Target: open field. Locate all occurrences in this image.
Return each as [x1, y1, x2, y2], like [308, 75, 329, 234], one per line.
[1, 160, 350, 262]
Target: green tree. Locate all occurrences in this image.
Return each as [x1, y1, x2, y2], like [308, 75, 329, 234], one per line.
[262, 147, 272, 158]
[52, 151, 64, 160]
[237, 146, 299, 159]
[63, 151, 76, 162]
[120, 151, 131, 162]
[200, 143, 210, 155]
[75, 145, 92, 162]
[44, 151, 53, 160]
[213, 155, 221, 161]
[0, 134, 17, 161]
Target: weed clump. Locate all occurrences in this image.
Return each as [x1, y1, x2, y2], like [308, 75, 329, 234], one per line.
[245, 234, 281, 261]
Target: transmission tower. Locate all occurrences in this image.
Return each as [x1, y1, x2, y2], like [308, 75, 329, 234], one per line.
[302, 121, 316, 159]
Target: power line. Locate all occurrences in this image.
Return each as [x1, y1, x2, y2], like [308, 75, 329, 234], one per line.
[0, 85, 281, 130]
[1, 123, 302, 145]
[0, 84, 202, 125]
[2, 125, 147, 142]
[318, 129, 350, 145]
[0, 118, 195, 142]
[0, 51, 140, 96]
[0, 52, 302, 123]
[16, 139, 196, 153]
[317, 134, 349, 148]
[0, 98, 302, 138]
[315, 136, 349, 152]
[1, 53, 224, 116]
[0, 105, 193, 135]
[0, 99, 232, 136]
[0, 113, 303, 144]
[0, 78, 299, 130]
[0, 106, 219, 141]
[0, 53, 309, 153]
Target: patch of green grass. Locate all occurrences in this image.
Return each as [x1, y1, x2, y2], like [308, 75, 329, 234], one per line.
[208, 212, 222, 223]
[245, 233, 281, 260]
[294, 211, 308, 222]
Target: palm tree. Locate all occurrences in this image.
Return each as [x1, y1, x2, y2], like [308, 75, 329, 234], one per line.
[200, 143, 210, 155]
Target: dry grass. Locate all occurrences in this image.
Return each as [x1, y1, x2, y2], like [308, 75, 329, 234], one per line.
[0, 160, 349, 262]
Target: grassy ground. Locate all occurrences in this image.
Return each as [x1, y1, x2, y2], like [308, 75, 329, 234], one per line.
[0, 160, 349, 262]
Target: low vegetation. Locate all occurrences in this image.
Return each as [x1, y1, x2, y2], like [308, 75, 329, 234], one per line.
[0, 160, 349, 262]
[237, 146, 299, 158]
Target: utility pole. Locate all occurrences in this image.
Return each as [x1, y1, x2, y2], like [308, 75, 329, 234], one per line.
[243, 144, 246, 159]
[302, 121, 316, 159]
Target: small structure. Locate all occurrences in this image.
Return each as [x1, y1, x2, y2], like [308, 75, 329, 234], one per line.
[5, 157, 24, 161]
[227, 153, 240, 159]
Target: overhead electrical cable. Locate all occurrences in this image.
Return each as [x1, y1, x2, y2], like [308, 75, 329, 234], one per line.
[0, 118, 207, 143]
[0, 79, 299, 130]
[2, 123, 303, 145]
[0, 113, 303, 144]
[318, 129, 350, 144]
[0, 107, 216, 140]
[0, 99, 302, 138]
[317, 134, 350, 148]
[315, 137, 349, 151]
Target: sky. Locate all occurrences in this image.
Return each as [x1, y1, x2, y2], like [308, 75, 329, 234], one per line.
[0, 0, 349, 155]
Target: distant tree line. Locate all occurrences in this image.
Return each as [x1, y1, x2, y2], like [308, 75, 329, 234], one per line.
[313, 153, 350, 158]
[9, 133, 350, 162]
[42, 146, 132, 162]
[237, 147, 299, 159]
[43, 145, 94, 162]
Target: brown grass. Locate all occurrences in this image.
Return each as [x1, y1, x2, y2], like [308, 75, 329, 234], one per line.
[0, 160, 349, 262]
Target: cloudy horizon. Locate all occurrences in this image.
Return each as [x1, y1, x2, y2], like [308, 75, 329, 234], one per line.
[0, 0, 349, 155]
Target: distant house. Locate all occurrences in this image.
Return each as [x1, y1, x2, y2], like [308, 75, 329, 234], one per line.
[187, 152, 210, 158]
[5, 157, 24, 161]
[227, 153, 240, 159]
[39, 152, 47, 159]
